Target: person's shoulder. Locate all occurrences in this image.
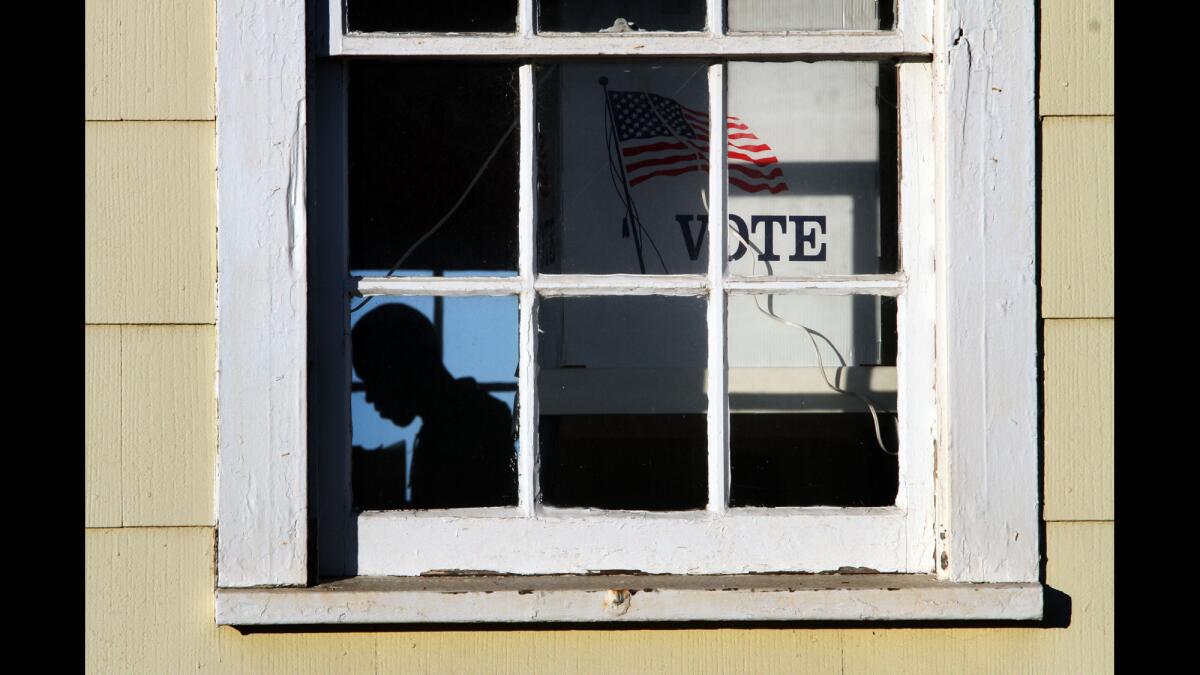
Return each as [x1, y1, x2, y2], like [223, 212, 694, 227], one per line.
[453, 378, 509, 414]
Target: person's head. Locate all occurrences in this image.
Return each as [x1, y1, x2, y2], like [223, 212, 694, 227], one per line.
[352, 303, 445, 425]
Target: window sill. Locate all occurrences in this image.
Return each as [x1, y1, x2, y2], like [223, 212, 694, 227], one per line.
[216, 574, 1043, 625]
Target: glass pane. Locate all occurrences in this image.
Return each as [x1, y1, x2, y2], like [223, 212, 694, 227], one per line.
[727, 293, 898, 507]
[350, 296, 519, 510]
[347, 2, 517, 32]
[537, 62, 710, 274]
[349, 62, 519, 277]
[537, 295, 708, 510]
[728, 0, 891, 31]
[539, 1, 705, 32]
[725, 61, 898, 276]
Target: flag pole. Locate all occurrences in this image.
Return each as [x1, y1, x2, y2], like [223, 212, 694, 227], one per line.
[600, 76, 648, 274]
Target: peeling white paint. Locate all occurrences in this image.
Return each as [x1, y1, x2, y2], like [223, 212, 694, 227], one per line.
[217, 574, 1042, 624]
[217, 0, 1041, 604]
[933, 0, 1040, 584]
[216, 0, 308, 587]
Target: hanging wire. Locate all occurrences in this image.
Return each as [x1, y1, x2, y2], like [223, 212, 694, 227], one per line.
[353, 67, 556, 314]
[657, 72, 899, 455]
[349, 117, 517, 314]
[602, 79, 669, 274]
[352, 65, 897, 454]
[721, 216, 898, 456]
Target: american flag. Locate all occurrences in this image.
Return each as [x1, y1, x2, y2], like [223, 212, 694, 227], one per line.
[606, 90, 789, 194]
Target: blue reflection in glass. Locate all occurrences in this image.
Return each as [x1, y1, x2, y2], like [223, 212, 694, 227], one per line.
[350, 295, 518, 506]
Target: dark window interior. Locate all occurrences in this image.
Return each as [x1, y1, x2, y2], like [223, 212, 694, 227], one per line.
[347, 3, 517, 33]
[348, 62, 519, 275]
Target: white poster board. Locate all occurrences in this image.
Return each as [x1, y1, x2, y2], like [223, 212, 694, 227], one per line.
[541, 61, 887, 403]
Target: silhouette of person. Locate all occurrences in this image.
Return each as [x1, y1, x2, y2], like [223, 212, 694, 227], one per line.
[352, 303, 517, 509]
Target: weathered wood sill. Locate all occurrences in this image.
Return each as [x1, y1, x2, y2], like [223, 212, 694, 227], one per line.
[216, 574, 1043, 625]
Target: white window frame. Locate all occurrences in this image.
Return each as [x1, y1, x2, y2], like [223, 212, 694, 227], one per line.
[214, 0, 1041, 623]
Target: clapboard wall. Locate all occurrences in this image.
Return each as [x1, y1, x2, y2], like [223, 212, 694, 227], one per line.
[85, 0, 1114, 670]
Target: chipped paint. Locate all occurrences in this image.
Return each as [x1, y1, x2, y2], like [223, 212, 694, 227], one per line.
[216, 573, 1043, 624]
[603, 589, 632, 616]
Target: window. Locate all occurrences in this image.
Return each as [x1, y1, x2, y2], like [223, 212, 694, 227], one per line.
[215, 0, 1042, 623]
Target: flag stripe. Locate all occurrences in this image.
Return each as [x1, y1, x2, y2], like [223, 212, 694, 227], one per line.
[628, 164, 708, 186]
[622, 141, 687, 156]
[729, 176, 789, 193]
[728, 151, 780, 167]
[626, 152, 708, 172]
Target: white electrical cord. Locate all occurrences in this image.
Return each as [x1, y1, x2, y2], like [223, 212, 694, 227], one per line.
[353, 68, 558, 314]
[350, 117, 517, 314]
[354, 68, 897, 455]
[647, 80, 899, 455]
[721, 220, 898, 455]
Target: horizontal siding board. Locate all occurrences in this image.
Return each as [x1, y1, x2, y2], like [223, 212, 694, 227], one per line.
[1039, 0, 1114, 116]
[842, 522, 1113, 674]
[85, 528, 377, 672]
[1040, 521, 1114, 671]
[121, 326, 216, 526]
[86, 527, 220, 672]
[86, 524, 1112, 670]
[379, 630, 842, 674]
[1044, 319, 1113, 521]
[213, 627, 376, 672]
[1041, 117, 1114, 318]
[85, 121, 216, 324]
[86, 325, 122, 527]
[85, 0, 216, 120]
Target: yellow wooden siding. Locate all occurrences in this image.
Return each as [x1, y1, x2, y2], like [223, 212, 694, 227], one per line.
[121, 325, 216, 526]
[85, 0, 216, 120]
[1041, 117, 1114, 318]
[85, 121, 216, 324]
[85, 523, 1110, 673]
[86, 527, 217, 672]
[1044, 319, 1114, 522]
[841, 522, 1112, 674]
[378, 628, 843, 674]
[86, 326, 122, 527]
[84, 0, 1114, 671]
[86, 325, 215, 527]
[1040, 0, 1114, 116]
[86, 527, 378, 672]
